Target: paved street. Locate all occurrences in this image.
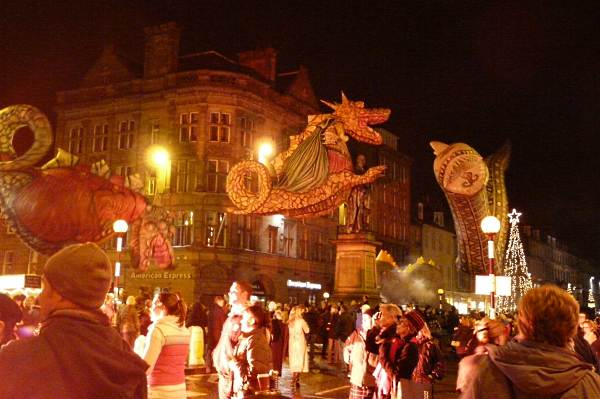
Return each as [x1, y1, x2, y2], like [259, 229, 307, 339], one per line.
[185, 356, 459, 398]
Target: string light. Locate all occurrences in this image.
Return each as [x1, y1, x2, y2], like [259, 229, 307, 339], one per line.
[497, 209, 533, 313]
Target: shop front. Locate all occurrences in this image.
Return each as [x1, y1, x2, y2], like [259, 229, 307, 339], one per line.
[0, 274, 42, 296]
[286, 279, 324, 306]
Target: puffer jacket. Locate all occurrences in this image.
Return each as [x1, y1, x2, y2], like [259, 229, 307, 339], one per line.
[231, 327, 272, 396]
[458, 340, 600, 398]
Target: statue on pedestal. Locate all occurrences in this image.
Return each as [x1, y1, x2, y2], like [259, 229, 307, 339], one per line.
[346, 154, 371, 233]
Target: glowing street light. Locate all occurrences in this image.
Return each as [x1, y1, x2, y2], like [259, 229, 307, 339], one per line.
[147, 145, 170, 194]
[258, 142, 274, 165]
[151, 147, 170, 168]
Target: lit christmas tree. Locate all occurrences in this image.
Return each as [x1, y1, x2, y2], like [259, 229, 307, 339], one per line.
[497, 209, 533, 313]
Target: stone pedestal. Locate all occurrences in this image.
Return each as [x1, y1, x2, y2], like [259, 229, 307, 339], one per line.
[332, 232, 381, 302]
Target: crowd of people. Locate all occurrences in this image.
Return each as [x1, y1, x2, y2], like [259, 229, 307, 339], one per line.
[1, 242, 600, 398]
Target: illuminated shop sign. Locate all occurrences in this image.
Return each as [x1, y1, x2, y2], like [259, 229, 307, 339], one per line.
[287, 279, 322, 290]
[0, 274, 42, 290]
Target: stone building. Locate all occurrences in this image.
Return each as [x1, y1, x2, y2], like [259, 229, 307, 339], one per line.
[51, 22, 338, 305]
[0, 23, 413, 304]
[522, 226, 596, 308]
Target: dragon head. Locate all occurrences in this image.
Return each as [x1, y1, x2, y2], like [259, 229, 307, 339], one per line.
[321, 92, 390, 145]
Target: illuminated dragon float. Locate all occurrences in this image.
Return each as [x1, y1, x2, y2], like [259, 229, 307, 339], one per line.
[431, 141, 510, 275]
[227, 93, 389, 217]
[0, 105, 174, 271]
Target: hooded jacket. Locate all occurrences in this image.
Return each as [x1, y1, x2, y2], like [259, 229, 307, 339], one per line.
[0, 309, 148, 399]
[458, 340, 600, 399]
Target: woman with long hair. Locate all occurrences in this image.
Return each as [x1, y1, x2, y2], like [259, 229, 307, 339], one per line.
[288, 305, 310, 389]
[142, 292, 190, 399]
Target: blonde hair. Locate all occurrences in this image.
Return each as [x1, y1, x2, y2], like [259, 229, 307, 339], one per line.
[518, 285, 578, 347]
[288, 306, 305, 323]
[126, 296, 136, 306]
[379, 304, 402, 320]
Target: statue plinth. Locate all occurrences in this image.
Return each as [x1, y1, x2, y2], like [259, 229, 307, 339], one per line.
[331, 232, 381, 301]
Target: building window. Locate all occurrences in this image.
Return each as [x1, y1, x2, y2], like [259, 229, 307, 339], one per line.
[150, 120, 160, 144]
[316, 233, 324, 262]
[298, 226, 308, 260]
[433, 211, 445, 228]
[173, 160, 197, 193]
[179, 113, 198, 142]
[237, 215, 253, 250]
[209, 112, 231, 143]
[68, 126, 84, 154]
[173, 211, 194, 247]
[282, 222, 294, 256]
[2, 250, 15, 274]
[118, 120, 135, 149]
[147, 173, 157, 195]
[268, 225, 278, 254]
[240, 117, 254, 148]
[206, 211, 226, 247]
[115, 165, 134, 178]
[207, 159, 229, 193]
[92, 124, 108, 152]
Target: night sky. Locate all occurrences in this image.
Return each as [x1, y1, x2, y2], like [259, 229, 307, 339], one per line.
[1, 1, 598, 260]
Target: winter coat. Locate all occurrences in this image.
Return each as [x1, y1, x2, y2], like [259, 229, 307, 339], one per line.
[118, 304, 141, 334]
[344, 329, 377, 387]
[231, 327, 273, 396]
[412, 336, 445, 384]
[0, 309, 148, 399]
[326, 313, 339, 339]
[208, 303, 228, 350]
[377, 327, 419, 380]
[335, 311, 356, 341]
[288, 317, 310, 372]
[186, 302, 208, 329]
[143, 315, 190, 390]
[457, 340, 600, 399]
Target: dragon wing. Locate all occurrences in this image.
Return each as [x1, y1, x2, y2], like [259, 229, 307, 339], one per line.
[274, 120, 331, 193]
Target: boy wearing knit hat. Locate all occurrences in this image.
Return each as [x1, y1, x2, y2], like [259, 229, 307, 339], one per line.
[0, 243, 148, 399]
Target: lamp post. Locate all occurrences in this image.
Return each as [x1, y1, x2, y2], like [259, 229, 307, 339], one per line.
[481, 215, 501, 319]
[323, 292, 330, 304]
[437, 288, 445, 310]
[112, 219, 129, 303]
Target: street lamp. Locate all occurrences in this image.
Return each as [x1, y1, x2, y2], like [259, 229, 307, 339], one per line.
[147, 145, 170, 194]
[112, 219, 129, 303]
[437, 288, 445, 310]
[323, 292, 330, 304]
[258, 142, 274, 165]
[481, 215, 501, 319]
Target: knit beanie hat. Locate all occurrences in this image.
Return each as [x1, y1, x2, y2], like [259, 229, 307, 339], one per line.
[404, 310, 426, 332]
[43, 243, 113, 309]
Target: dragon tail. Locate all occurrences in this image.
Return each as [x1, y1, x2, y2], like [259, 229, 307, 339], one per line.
[0, 105, 53, 171]
[485, 140, 511, 267]
[226, 160, 272, 214]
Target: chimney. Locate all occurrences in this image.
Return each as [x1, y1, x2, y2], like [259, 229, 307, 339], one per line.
[238, 47, 277, 82]
[143, 22, 181, 78]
